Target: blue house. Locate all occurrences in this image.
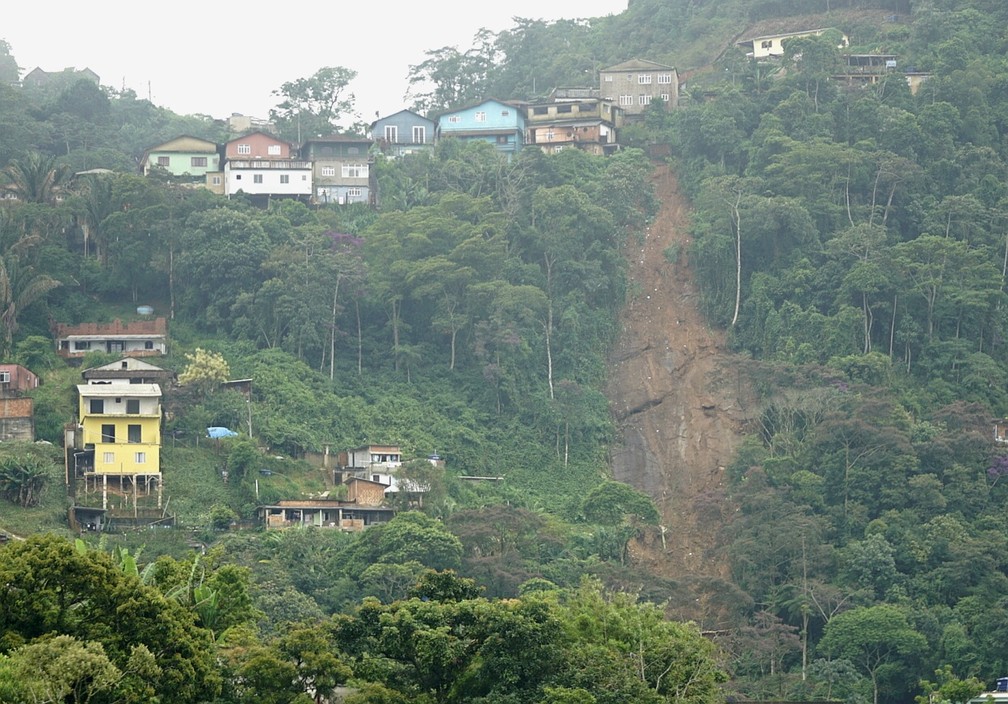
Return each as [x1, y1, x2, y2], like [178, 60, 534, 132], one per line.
[436, 99, 526, 156]
[371, 109, 436, 158]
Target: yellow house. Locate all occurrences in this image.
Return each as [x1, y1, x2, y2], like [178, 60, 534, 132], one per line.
[76, 382, 162, 476]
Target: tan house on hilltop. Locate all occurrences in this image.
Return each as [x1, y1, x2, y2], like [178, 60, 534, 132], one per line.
[735, 28, 849, 59]
[599, 59, 679, 117]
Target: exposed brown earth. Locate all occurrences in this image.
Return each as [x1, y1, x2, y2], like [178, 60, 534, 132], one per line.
[606, 162, 754, 592]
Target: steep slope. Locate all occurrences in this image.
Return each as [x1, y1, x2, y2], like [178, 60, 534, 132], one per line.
[606, 162, 752, 584]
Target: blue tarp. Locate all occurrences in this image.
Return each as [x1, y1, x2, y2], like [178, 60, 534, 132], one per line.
[206, 426, 238, 439]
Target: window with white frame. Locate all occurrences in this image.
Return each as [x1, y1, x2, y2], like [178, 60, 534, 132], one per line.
[447, 115, 462, 123]
[639, 95, 652, 105]
[638, 74, 652, 84]
[157, 156, 170, 166]
[347, 188, 362, 197]
[658, 74, 674, 84]
[267, 144, 281, 155]
[474, 111, 487, 122]
[619, 95, 633, 106]
[661, 94, 671, 102]
[412, 125, 425, 143]
[321, 166, 335, 176]
[212, 175, 221, 185]
[342, 164, 368, 178]
[604, 75, 613, 82]
[135, 452, 146, 464]
[103, 452, 114, 464]
[546, 129, 555, 140]
[0, 371, 8, 383]
[191, 156, 207, 167]
[237, 144, 251, 155]
[280, 174, 289, 184]
[384, 125, 398, 142]
[253, 174, 263, 184]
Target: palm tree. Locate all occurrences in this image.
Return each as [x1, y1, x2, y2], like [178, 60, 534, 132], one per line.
[0, 242, 60, 357]
[1, 151, 70, 204]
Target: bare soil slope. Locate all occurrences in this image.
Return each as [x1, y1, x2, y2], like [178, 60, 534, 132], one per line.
[606, 163, 752, 583]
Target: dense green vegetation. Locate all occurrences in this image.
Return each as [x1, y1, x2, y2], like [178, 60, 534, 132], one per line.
[3, 0, 1008, 701]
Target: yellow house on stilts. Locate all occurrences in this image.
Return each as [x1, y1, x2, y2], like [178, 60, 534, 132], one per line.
[71, 380, 163, 514]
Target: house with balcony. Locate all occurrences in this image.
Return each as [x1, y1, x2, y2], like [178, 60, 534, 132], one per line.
[53, 318, 168, 360]
[223, 131, 311, 203]
[436, 99, 526, 156]
[735, 27, 849, 60]
[525, 90, 623, 156]
[371, 109, 437, 158]
[599, 59, 679, 118]
[140, 136, 221, 181]
[300, 135, 374, 205]
[70, 381, 163, 510]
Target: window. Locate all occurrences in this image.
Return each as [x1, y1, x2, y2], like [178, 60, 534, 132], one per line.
[347, 188, 362, 197]
[253, 174, 263, 184]
[237, 144, 251, 155]
[619, 95, 633, 106]
[191, 156, 207, 167]
[144, 340, 154, 349]
[412, 125, 425, 143]
[496, 135, 509, 144]
[280, 174, 290, 184]
[157, 156, 170, 166]
[639, 95, 653, 105]
[212, 175, 221, 185]
[235, 174, 241, 180]
[384, 125, 398, 142]
[101, 424, 116, 443]
[135, 452, 146, 464]
[661, 93, 671, 102]
[126, 399, 140, 414]
[546, 130, 555, 140]
[321, 166, 335, 176]
[447, 115, 462, 123]
[90, 399, 104, 414]
[604, 75, 613, 82]
[639, 74, 652, 84]
[342, 164, 368, 178]
[128, 424, 142, 443]
[658, 74, 674, 84]
[103, 452, 114, 464]
[74, 341, 90, 350]
[501, 110, 509, 116]
[761, 40, 773, 49]
[0, 371, 8, 383]
[475, 111, 487, 122]
[267, 144, 281, 155]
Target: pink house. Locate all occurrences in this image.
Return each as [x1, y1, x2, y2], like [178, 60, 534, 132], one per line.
[223, 131, 312, 201]
[0, 363, 40, 395]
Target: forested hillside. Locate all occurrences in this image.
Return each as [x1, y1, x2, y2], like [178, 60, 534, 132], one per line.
[2, 0, 1008, 702]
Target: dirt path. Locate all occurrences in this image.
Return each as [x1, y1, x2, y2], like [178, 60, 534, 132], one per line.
[606, 162, 750, 584]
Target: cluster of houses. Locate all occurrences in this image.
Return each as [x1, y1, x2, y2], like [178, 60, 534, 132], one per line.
[138, 58, 681, 206]
[0, 314, 428, 533]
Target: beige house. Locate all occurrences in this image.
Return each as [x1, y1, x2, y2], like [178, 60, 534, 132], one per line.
[735, 28, 849, 59]
[525, 90, 622, 156]
[599, 59, 679, 117]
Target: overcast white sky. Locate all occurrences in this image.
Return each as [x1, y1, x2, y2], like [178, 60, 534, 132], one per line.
[3, 0, 627, 121]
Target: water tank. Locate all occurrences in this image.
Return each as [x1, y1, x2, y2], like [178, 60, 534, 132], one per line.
[996, 679, 1008, 693]
[136, 305, 154, 315]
